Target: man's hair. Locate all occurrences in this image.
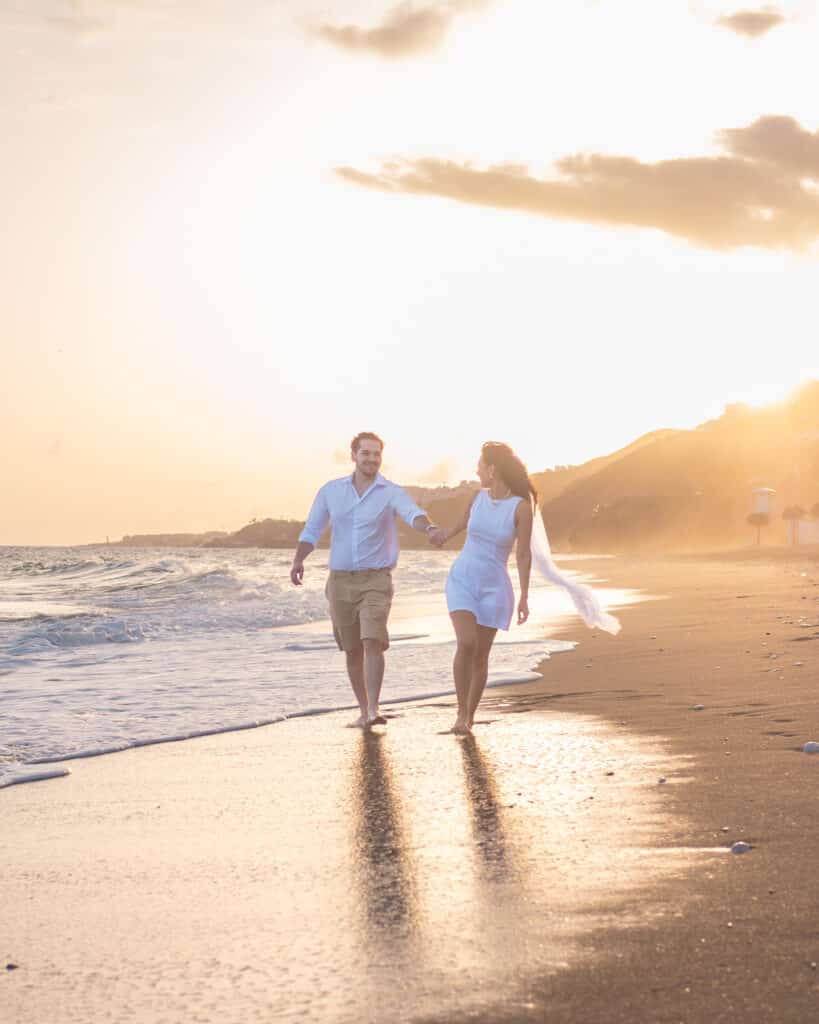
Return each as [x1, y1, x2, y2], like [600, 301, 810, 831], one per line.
[351, 431, 384, 454]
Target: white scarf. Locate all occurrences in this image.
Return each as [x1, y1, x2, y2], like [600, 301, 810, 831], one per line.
[531, 508, 621, 635]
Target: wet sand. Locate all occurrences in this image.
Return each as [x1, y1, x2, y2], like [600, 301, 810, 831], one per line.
[489, 550, 819, 1024]
[3, 551, 819, 1023]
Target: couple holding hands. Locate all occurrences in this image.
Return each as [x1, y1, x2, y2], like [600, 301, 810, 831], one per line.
[290, 432, 619, 734]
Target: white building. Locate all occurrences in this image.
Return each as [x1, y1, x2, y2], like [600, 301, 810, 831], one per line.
[751, 487, 776, 516]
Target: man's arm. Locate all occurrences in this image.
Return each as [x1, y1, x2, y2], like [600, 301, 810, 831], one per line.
[391, 486, 445, 545]
[412, 513, 445, 546]
[290, 541, 314, 586]
[291, 487, 330, 585]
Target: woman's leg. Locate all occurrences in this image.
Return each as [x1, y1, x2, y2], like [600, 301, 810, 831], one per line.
[467, 624, 498, 727]
[450, 611, 478, 733]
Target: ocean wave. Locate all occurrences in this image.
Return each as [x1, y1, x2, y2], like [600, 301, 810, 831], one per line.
[0, 546, 622, 795]
[3, 590, 331, 659]
[10, 617, 147, 654]
[0, 601, 105, 623]
[7, 556, 139, 577]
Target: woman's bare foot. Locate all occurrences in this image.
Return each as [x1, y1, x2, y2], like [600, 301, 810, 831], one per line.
[366, 708, 388, 726]
[347, 714, 368, 729]
[450, 718, 472, 735]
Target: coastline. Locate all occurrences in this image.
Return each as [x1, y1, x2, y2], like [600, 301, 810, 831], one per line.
[3, 552, 819, 1022]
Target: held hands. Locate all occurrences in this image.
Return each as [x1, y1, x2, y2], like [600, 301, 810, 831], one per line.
[426, 526, 446, 549]
[517, 595, 529, 625]
[290, 561, 304, 586]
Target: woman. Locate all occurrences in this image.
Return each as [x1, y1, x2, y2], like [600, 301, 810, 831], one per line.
[440, 442, 535, 734]
[440, 442, 620, 735]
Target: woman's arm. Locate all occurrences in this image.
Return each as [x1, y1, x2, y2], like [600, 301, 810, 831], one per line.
[514, 499, 533, 624]
[440, 490, 479, 544]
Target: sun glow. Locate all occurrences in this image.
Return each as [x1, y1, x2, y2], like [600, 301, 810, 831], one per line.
[3, 1, 819, 543]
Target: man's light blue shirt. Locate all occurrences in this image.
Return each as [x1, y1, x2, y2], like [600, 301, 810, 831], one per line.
[298, 474, 426, 571]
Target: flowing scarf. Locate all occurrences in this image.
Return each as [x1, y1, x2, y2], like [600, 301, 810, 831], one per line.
[530, 506, 621, 635]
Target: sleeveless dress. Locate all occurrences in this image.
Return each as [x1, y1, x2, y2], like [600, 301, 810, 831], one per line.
[445, 489, 523, 630]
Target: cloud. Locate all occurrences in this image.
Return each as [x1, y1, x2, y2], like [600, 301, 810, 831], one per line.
[719, 114, 819, 175]
[311, 0, 490, 59]
[715, 7, 786, 37]
[336, 115, 819, 252]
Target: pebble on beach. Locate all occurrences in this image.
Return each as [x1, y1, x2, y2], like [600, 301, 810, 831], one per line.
[803, 741, 819, 754]
[730, 841, 752, 854]
[692, 704, 705, 711]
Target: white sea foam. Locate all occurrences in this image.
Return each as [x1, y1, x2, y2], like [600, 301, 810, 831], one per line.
[0, 545, 637, 789]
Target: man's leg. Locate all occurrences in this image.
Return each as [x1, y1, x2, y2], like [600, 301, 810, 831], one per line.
[358, 570, 392, 726]
[362, 638, 386, 725]
[327, 572, 369, 727]
[344, 645, 368, 726]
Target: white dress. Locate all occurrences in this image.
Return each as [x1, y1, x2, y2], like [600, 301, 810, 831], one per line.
[445, 489, 523, 630]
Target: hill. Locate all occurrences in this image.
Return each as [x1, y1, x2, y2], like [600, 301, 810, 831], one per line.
[541, 383, 819, 551]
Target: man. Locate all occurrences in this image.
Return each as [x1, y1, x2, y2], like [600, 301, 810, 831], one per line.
[291, 432, 444, 727]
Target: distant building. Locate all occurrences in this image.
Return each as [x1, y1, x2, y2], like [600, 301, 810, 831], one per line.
[751, 487, 776, 516]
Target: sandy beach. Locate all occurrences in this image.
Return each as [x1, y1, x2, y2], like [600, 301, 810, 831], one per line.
[3, 552, 819, 1023]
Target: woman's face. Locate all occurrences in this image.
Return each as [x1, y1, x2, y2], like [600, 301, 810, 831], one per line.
[477, 454, 493, 487]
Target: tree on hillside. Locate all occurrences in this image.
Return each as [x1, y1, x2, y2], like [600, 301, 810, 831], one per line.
[782, 505, 806, 545]
[746, 512, 769, 546]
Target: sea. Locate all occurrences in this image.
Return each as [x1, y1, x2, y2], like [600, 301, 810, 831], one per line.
[0, 546, 636, 789]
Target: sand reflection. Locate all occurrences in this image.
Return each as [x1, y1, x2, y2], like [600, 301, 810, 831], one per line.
[350, 731, 418, 940]
[458, 736, 515, 884]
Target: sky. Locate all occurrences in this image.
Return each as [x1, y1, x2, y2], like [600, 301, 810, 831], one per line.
[3, 0, 819, 545]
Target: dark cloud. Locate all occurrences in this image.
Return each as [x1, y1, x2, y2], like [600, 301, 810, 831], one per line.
[312, 0, 490, 58]
[336, 116, 819, 251]
[716, 8, 786, 37]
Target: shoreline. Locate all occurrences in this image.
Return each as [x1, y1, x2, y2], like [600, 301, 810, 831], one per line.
[0, 672, 548, 790]
[4, 552, 819, 1021]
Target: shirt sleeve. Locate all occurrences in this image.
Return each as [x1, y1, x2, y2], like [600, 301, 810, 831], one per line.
[298, 485, 331, 546]
[390, 485, 427, 529]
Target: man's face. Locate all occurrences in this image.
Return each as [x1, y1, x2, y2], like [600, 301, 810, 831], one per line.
[352, 441, 383, 478]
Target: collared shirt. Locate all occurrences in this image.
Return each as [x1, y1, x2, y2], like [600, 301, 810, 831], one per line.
[299, 474, 427, 571]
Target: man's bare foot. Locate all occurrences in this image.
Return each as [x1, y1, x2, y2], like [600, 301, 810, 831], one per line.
[346, 714, 368, 728]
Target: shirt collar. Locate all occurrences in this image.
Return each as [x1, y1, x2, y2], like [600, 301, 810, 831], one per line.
[349, 472, 386, 491]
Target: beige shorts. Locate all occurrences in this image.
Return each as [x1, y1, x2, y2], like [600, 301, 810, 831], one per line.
[325, 568, 394, 652]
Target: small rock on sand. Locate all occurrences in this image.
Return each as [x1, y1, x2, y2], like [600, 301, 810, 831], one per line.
[730, 841, 752, 854]
[692, 704, 705, 711]
[803, 741, 819, 754]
